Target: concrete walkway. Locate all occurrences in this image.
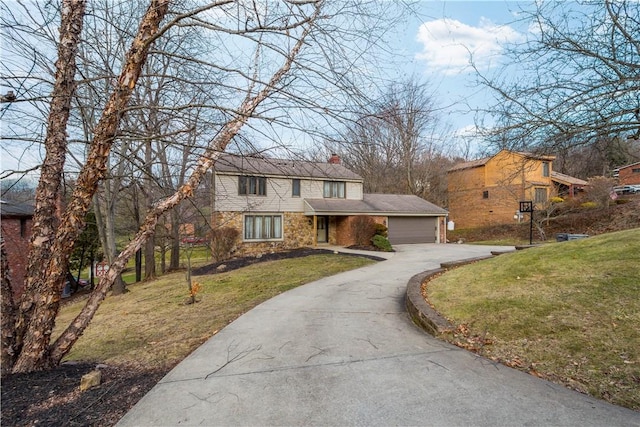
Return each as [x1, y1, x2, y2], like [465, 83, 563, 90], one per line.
[118, 244, 640, 426]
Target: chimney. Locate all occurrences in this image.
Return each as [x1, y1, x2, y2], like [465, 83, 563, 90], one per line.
[328, 153, 341, 164]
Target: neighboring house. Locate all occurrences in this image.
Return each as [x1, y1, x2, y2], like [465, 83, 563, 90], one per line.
[212, 154, 448, 254]
[447, 150, 585, 229]
[613, 161, 640, 185]
[0, 200, 34, 298]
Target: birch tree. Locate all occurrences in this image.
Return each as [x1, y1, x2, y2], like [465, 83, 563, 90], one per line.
[1, 0, 410, 373]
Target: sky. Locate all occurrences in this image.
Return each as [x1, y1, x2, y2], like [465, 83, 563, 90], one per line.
[1, 1, 533, 179]
[397, 1, 531, 155]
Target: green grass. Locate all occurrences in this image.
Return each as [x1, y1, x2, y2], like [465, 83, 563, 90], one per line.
[54, 254, 374, 369]
[427, 228, 640, 410]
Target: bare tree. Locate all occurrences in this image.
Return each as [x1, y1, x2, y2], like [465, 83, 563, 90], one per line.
[1, 0, 411, 373]
[474, 1, 640, 159]
[328, 79, 451, 204]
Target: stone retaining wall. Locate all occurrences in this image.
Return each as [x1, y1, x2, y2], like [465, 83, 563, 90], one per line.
[406, 255, 495, 336]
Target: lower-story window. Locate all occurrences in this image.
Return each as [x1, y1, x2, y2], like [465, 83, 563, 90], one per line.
[244, 214, 283, 240]
[534, 187, 548, 204]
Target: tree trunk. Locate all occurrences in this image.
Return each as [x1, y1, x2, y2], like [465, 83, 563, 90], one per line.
[50, 14, 317, 365]
[105, 187, 127, 295]
[169, 208, 181, 270]
[95, 188, 127, 295]
[144, 139, 156, 280]
[11, 0, 169, 373]
[10, 0, 87, 373]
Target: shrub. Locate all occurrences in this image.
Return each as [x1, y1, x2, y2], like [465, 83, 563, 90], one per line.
[210, 227, 239, 262]
[580, 201, 598, 209]
[550, 196, 564, 204]
[585, 176, 616, 208]
[374, 222, 388, 237]
[351, 215, 376, 246]
[371, 235, 393, 252]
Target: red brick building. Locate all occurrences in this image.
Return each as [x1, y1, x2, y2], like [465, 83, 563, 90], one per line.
[1, 200, 34, 298]
[614, 161, 640, 185]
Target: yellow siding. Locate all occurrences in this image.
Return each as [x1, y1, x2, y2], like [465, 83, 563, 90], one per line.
[448, 150, 555, 229]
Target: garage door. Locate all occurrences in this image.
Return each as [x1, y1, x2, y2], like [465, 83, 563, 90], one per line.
[388, 217, 437, 244]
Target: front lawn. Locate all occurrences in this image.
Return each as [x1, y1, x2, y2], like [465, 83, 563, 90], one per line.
[54, 253, 375, 368]
[426, 228, 640, 410]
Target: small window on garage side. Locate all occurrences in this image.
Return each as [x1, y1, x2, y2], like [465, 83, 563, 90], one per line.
[482, 190, 489, 199]
[292, 179, 301, 197]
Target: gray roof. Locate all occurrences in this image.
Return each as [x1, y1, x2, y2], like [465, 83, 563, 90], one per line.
[304, 194, 447, 216]
[0, 200, 34, 217]
[214, 154, 362, 181]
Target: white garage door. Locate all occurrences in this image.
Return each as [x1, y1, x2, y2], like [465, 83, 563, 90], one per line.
[388, 217, 437, 244]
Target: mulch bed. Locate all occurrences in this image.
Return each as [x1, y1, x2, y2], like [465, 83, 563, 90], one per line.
[192, 247, 386, 276]
[1, 362, 166, 427]
[2, 247, 384, 427]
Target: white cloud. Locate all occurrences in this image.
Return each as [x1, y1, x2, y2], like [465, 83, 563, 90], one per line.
[415, 17, 522, 75]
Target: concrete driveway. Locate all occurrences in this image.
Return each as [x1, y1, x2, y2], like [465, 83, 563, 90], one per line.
[118, 244, 640, 426]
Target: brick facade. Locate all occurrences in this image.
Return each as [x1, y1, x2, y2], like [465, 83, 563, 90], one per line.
[1, 216, 33, 298]
[448, 150, 555, 229]
[334, 215, 386, 246]
[617, 163, 640, 185]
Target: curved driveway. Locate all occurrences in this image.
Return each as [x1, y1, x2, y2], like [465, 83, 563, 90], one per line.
[119, 244, 639, 426]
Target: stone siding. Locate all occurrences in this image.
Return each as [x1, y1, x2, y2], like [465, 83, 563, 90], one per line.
[213, 211, 315, 256]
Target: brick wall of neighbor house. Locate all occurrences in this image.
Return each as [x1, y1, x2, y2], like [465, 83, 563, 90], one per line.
[1, 217, 33, 297]
[448, 184, 524, 229]
[618, 165, 640, 185]
[213, 211, 315, 256]
[448, 151, 555, 229]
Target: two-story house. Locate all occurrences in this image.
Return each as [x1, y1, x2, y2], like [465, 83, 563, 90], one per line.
[212, 153, 448, 254]
[447, 150, 585, 229]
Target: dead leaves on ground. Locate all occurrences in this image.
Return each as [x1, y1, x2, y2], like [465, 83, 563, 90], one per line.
[442, 324, 544, 378]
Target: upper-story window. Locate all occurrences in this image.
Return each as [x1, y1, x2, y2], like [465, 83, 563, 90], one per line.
[239, 176, 266, 196]
[542, 162, 550, 177]
[292, 179, 301, 197]
[323, 181, 345, 198]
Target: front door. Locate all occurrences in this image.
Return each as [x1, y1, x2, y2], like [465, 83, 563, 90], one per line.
[317, 216, 328, 243]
